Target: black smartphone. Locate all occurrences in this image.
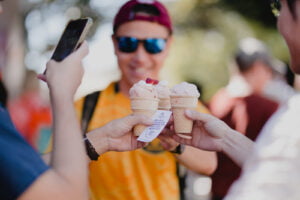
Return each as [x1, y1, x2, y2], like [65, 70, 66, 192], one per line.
[51, 17, 93, 62]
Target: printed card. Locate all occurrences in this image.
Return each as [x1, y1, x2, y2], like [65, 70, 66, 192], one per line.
[137, 110, 172, 142]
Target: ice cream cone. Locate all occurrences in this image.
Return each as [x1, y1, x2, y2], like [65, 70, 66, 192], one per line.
[131, 97, 158, 136]
[158, 98, 171, 110]
[170, 96, 198, 138]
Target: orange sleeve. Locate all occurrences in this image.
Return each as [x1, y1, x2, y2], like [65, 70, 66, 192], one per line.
[197, 100, 210, 114]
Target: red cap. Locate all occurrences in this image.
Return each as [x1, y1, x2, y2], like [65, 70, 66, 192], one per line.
[113, 0, 173, 34]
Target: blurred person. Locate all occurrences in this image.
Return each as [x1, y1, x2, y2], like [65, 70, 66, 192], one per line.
[234, 37, 296, 104]
[209, 38, 279, 200]
[165, 1, 300, 199]
[73, 1, 217, 199]
[8, 70, 52, 150]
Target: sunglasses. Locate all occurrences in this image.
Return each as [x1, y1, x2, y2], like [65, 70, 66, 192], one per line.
[116, 36, 167, 54]
[270, 0, 281, 17]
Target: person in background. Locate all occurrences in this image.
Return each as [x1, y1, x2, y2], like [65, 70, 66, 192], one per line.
[74, 1, 217, 199]
[8, 70, 52, 150]
[168, 0, 300, 199]
[233, 37, 295, 104]
[208, 38, 279, 200]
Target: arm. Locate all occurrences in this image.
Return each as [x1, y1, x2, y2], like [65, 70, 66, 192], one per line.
[18, 42, 89, 200]
[171, 110, 254, 167]
[175, 146, 217, 175]
[43, 114, 152, 163]
[158, 134, 217, 175]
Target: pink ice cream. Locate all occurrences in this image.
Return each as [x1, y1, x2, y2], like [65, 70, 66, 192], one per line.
[170, 82, 200, 97]
[129, 80, 158, 99]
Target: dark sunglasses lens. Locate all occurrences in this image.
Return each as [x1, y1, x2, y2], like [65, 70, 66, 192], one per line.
[270, 0, 281, 17]
[144, 38, 166, 54]
[118, 37, 138, 53]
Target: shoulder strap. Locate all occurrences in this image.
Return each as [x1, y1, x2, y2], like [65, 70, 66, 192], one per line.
[81, 91, 101, 134]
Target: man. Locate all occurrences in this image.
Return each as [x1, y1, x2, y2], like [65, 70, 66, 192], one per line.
[170, 0, 300, 199]
[75, 0, 217, 199]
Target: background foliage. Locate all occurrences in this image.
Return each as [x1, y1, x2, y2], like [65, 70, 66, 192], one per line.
[15, 0, 290, 101]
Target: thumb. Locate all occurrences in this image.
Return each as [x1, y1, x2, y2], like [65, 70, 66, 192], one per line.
[68, 41, 89, 61]
[185, 110, 213, 123]
[127, 114, 153, 127]
[37, 74, 47, 82]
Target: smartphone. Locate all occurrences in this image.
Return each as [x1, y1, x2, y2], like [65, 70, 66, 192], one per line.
[51, 17, 93, 62]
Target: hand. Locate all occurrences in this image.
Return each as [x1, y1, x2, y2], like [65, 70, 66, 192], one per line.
[158, 134, 179, 152]
[103, 114, 153, 152]
[38, 41, 89, 99]
[165, 110, 232, 152]
[158, 115, 179, 151]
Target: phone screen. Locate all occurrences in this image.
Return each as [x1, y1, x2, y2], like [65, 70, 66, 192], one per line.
[51, 18, 90, 61]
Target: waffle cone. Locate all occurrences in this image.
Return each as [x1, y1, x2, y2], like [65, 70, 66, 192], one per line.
[172, 108, 194, 135]
[158, 98, 171, 110]
[130, 97, 158, 136]
[130, 97, 158, 110]
[170, 96, 198, 138]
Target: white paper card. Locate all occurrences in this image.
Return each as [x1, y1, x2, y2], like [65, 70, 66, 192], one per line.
[137, 110, 172, 142]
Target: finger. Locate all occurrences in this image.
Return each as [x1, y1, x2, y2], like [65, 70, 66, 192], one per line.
[127, 114, 153, 127]
[185, 110, 214, 122]
[172, 134, 191, 145]
[159, 127, 173, 136]
[46, 60, 58, 68]
[37, 74, 47, 82]
[159, 139, 171, 150]
[68, 41, 89, 61]
[137, 142, 147, 149]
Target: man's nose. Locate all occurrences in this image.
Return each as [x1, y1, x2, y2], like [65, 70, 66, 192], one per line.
[133, 43, 150, 62]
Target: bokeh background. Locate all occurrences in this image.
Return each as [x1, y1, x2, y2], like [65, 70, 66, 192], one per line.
[0, 0, 289, 102]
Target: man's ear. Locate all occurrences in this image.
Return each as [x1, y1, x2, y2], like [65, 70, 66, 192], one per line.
[166, 35, 173, 48]
[164, 35, 173, 56]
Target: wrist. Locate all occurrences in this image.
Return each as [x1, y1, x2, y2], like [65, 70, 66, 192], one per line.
[50, 92, 74, 106]
[84, 136, 99, 161]
[86, 129, 109, 155]
[170, 144, 185, 155]
[221, 129, 241, 153]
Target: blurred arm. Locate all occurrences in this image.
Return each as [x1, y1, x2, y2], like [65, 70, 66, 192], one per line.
[176, 146, 217, 175]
